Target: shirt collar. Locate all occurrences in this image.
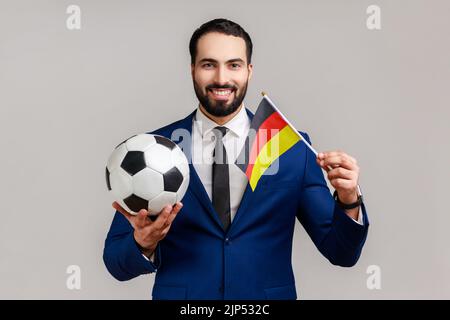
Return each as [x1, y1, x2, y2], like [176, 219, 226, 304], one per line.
[194, 104, 250, 138]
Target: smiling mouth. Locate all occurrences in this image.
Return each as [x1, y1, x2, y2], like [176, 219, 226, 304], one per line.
[208, 88, 235, 100]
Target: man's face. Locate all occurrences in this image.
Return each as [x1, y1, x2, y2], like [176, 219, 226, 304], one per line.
[191, 32, 253, 117]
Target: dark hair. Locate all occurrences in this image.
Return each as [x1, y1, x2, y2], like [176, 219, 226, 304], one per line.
[189, 18, 253, 65]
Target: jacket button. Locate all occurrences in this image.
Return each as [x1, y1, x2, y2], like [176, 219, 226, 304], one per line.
[225, 238, 231, 245]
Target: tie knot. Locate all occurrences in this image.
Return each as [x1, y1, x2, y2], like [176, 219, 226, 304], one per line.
[212, 126, 228, 140]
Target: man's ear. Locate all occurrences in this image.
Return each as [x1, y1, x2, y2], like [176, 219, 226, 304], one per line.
[191, 64, 195, 78]
[248, 63, 253, 81]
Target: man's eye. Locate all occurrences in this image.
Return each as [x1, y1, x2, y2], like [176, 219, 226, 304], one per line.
[231, 63, 241, 69]
[203, 63, 213, 68]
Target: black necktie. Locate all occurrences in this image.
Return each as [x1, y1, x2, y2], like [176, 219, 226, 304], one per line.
[212, 126, 231, 231]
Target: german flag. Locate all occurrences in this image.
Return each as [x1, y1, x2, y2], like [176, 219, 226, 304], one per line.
[236, 93, 302, 191]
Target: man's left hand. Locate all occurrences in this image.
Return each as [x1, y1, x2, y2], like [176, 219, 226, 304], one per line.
[316, 150, 360, 205]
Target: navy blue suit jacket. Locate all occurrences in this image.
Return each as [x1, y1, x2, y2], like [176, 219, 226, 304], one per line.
[103, 109, 369, 300]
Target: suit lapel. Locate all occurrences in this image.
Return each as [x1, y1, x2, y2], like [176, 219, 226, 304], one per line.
[188, 163, 224, 229]
[171, 111, 224, 230]
[227, 108, 255, 235]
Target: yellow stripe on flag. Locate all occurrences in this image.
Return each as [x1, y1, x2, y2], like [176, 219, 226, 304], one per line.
[249, 125, 301, 190]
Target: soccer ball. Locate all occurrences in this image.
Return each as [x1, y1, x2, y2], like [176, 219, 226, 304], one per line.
[105, 133, 190, 216]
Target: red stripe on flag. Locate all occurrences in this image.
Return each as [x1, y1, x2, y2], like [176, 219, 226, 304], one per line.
[245, 111, 288, 179]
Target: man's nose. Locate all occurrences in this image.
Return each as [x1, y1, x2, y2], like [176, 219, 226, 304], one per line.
[213, 65, 229, 86]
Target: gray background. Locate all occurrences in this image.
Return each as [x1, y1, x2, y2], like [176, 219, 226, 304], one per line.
[1, 0, 449, 299]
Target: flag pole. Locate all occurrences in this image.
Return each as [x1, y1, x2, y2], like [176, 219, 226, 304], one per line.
[261, 92, 318, 157]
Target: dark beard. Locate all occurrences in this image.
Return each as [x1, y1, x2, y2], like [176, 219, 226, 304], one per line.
[193, 80, 248, 117]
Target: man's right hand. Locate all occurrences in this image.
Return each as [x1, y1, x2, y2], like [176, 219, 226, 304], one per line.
[112, 201, 183, 257]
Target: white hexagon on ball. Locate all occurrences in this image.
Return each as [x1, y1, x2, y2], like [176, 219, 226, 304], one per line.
[107, 143, 128, 172]
[126, 134, 156, 152]
[148, 192, 177, 215]
[176, 175, 189, 202]
[171, 147, 190, 178]
[132, 167, 164, 201]
[109, 168, 133, 199]
[145, 144, 174, 174]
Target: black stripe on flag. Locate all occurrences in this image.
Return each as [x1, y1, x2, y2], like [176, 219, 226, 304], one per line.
[235, 98, 276, 173]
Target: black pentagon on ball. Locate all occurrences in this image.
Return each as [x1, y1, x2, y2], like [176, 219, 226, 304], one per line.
[105, 167, 112, 191]
[121, 151, 146, 176]
[155, 135, 177, 150]
[163, 166, 183, 192]
[124, 194, 149, 213]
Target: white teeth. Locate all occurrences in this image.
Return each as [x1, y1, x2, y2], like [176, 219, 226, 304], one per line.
[212, 90, 232, 96]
